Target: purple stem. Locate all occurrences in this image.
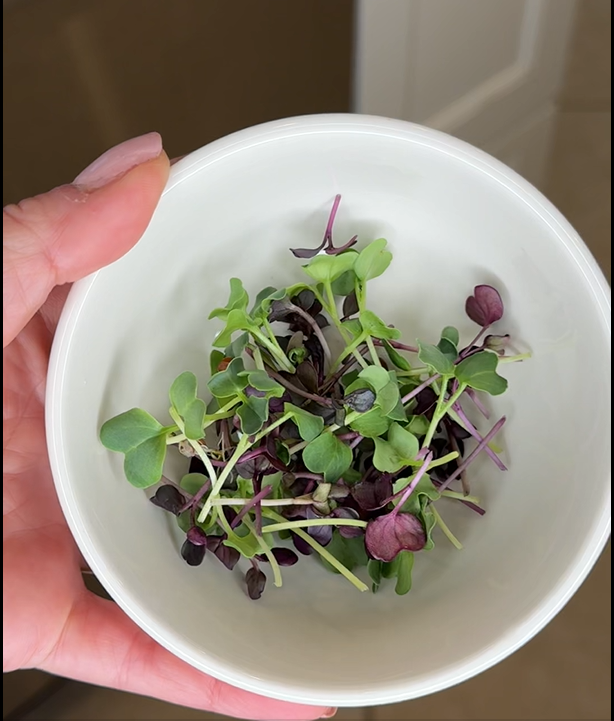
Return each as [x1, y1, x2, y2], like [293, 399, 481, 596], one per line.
[252, 472, 263, 535]
[391, 453, 433, 514]
[337, 432, 360, 441]
[323, 194, 342, 246]
[452, 402, 507, 471]
[349, 435, 364, 450]
[231, 484, 273, 529]
[432, 479, 486, 515]
[401, 374, 440, 404]
[458, 327, 488, 359]
[439, 417, 506, 492]
[373, 339, 419, 354]
[265, 365, 333, 407]
[465, 387, 491, 419]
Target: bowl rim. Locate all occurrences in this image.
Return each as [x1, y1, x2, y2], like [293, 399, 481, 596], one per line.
[46, 113, 612, 707]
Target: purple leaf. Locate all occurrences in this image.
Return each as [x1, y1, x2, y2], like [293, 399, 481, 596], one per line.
[150, 485, 187, 515]
[351, 475, 393, 511]
[305, 507, 333, 545]
[186, 526, 208, 546]
[325, 234, 358, 255]
[365, 513, 426, 562]
[213, 541, 240, 570]
[296, 361, 319, 393]
[245, 567, 267, 600]
[292, 533, 314, 556]
[332, 507, 365, 538]
[257, 548, 299, 566]
[465, 285, 504, 328]
[181, 539, 206, 566]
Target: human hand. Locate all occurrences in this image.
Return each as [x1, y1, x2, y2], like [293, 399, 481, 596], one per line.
[3, 133, 334, 721]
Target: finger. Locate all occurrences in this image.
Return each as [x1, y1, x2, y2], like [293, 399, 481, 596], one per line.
[42, 591, 333, 720]
[3, 133, 170, 348]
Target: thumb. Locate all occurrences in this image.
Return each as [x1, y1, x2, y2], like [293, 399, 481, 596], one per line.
[3, 132, 170, 348]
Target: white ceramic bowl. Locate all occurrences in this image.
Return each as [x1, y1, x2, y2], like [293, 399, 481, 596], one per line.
[46, 115, 611, 708]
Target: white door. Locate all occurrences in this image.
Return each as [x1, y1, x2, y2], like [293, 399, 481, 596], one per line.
[354, 0, 578, 188]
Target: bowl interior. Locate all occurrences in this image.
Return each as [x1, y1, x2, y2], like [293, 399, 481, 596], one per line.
[48, 116, 611, 707]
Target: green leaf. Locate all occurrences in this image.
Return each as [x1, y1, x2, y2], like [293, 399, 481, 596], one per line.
[284, 403, 325, 442]
[420, 498, 437, 550]
[342, 318, 363, 340]
[303, 432, 353, 483]
[441, 326, 460, 347]
[368, 559, 383, 591]
[349, 407, 390, 438]
[180, 472, 208, 495]
[342, 467, 362, 484]
[123, 434, 167, 488]
[437, 337, 458, 362]
[207, 357, 247, 399]
[331, 270, 357, 296]
[237, 395, 269, 434]
[376, 381, 401, 417]
[169, 371, 206, 440]
[394, 551, 414, 595]
[358, 365, 390, 391]
[320, 533, 368, 573]
[176, 510, 191, 533]
[222, 526, 262, 558]
[394, 473, 440, 514]
[381, 340, 411, 371]
[303, 251, 358, 284]
[250, 285, 278, 315]
[372, 422, 419, 473]
[407, 414, 430, 436]
[354, 238, 392, 282]
[386, 398, 408, 422]
[417, 341, 454, 375]
[246, 370, 285, 397]
[225, 332, 250, 358]
[100, 408, 164, 453]
[359, 310, 401, 340]
[212, 309, 255, 348]
[250, 287, 287, 321]
[209, 350, 226, 376]
[208, 278, 249, 320]
[455, 351, 508, 395]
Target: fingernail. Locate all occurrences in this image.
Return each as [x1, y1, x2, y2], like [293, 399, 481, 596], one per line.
[74, 132, 163, 190]
[320, 710, 337, 719]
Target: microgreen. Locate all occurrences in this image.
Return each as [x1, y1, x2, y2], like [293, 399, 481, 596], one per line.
[100, 195, 526, 600]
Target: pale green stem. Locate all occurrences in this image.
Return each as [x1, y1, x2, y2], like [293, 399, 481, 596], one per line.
[211, 497, 314, 507]
[253, 411, 293, 443]
[263, 510, 369, 592]
[427, 451, 459, 469]
[441, 490, 481, 504]
[197, 435, 250, 523]
[262, 518, 368, 534]
[423, 381, 467, 448]
[498, 352, 532, 364]
[166, 433, 186, 445]
[431, 505, 463, 550]
[243, 517, 283, 587]
[366, 335, 382, 366]
[169, 409, 219, 486]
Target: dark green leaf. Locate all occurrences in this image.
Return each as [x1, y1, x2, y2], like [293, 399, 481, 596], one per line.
[441, 326, 460, 346]
[331, 270, 357, 296]
[407, 414, 430, 436]
[208, 278, 249, 320]
[359, 310, 401, 340]
[284, 403, 324, 442]
[394, 551, 414, 595]
[437, 337, 458, 362]
[417, 341, 454, 375]
[100, 408, 164, 453]
[320, 533, 368, 573]
[123, 434, 167, 488]
[358, 366, 391, 392]
[207, 357, 247, 399]
[381, 340, 411, 371]
[169, 371, 206, 440]
[180, 472, 208, 495]
[349, 407, 391, 438]
[455, 351, 508, 395]
[246, 370, 285, 397]
[303, 251, 358, 284]
[303, 432, 353, 483]
[225, 332, 250, 358]
[354, 238, 392, 282]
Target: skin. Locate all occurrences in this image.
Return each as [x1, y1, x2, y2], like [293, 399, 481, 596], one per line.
[3, 148, 332, 721]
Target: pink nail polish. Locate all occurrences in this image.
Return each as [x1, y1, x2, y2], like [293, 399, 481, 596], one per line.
[320, 709, 337, 719]
[74, 132, 163, 190]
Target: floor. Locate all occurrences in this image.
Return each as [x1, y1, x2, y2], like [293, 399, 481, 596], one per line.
[9, 2, 612, 720]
